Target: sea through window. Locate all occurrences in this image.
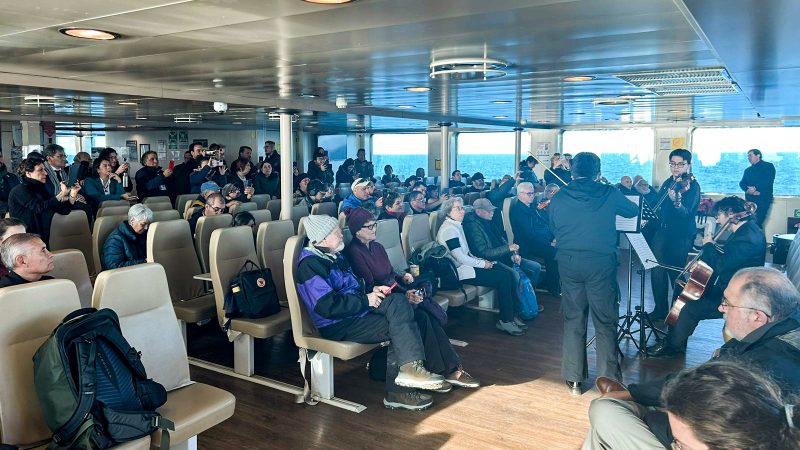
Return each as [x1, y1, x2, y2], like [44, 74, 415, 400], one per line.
[372, 133, 428, 180]
[456, 132, 528, 180]
[561, 128, 654, 185]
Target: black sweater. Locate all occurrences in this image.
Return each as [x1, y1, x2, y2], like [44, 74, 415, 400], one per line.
[8, 177, 72, 244]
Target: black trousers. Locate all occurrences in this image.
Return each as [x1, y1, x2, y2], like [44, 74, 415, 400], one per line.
[557, 253, 621, 382]
[414, 309, 460, 375]
[650, 230, 694, 318]
[522, 240, 559, 292]
[753, 198, 772, 228]
[464, 267, 515, 322]
[320, 294, 425, 392]
[664, 293, 723, 349]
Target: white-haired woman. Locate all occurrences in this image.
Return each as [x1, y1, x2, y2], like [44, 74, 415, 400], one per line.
[102, 204, 153, 270]
[437, 196, 522, 336]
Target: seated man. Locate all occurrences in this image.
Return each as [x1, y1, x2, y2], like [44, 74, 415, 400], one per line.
[102, 204, 152, 270]
[649, 196, 767, 357]
[188, 192, 225, 235]
[341, 178, 379, 215]
[510, 181, 560, 295]
[616, 176, 634, 195]
[295, 215, 445, 411]
[449, 170, 465, 188]
[465, 172, 487, 193]
[406, 190, 427, 215]
[411, 183, 447, 212]
[0, 233, 55, 287]
[583, 267, 800, 449]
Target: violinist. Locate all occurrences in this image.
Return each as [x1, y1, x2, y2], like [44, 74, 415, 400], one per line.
[640, 149, 701, 321]
[536, 183, 560, 210]
[648, 196, 766, 357]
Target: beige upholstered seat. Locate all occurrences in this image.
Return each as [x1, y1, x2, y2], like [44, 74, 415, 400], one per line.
[290, 204, 309, 233]
[92, 264, 235, 448]
[146, 202, 174, 212]
[99, 199, 130, 208]
[184, 206, 199, 221]
[97, 205, 131, 217]
[194, 213, 232, 273]
[250, 209, 272, 236]
[250, 194, 270, 210]
[375, 219, 410, 274]
[50, 249, 93, 308]
[209, 226, 292, 375]
[230, 201, 257, 215]
[296, 216, 307, 237]
[502, 197, 515, 243]
[256, 220, 294, 305]
[310, 201, 337, 217]
[427, 211, 439, 242]
[175, 194, 197, 216]
[337, 211, 347, 229]
[0, 280, 150, 449]
[147, 220, 216, 333]
[49, 209, 95, 275]
[151, 209, 180, 222]
[92, 215, 127, 275]
[465, 192, 481, 206]
[266, 199, 282, 224]
[142, 196, 171, 205]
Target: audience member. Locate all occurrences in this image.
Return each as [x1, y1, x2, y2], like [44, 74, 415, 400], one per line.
[97, 148, 132, 193]
[544, 153, 571, 187]
[262, 140, 280, 173]
[436, 197, 520, 335]
[353, 148, 374, 179]
[187, 181, 221, 212]
[307, 148, 334, 185]
[84, 156, 132, 209]
[510, 181, 560, 295]
[0, 233, 54, 286]
[336, 158, 358, 186]
[253, 161, 280, 198]
[134, 151, 172, 200]
[416, 168, 426, 179]
[0, 150, 20, 216]
[230, 158, 255, 196]
[0, 218, 26, 278]
[190, 155, 228, 194]
[341, 178, 375, 215]
[232, 211, 256, 230]
[295, 214, 445, 411]
[102, 204, 152, 270]
[188, 192, 225, 235]
[172, 142, 203, 196]
[381, 165, 400, 185]
[41, 144, 70, 195]
[221, 183, 247, 212]
[465, 172, 487, 193]
[293, 173, 311, 206]
[520, 156, 540, 184]
[450, 170, 465, 188]
[379, 191, 407, 231]
[67, 151, 91, 186]
[238, 145, 254, 164]
[407, 191, 427, 215]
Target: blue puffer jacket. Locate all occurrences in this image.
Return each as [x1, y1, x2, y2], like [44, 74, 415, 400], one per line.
[102, 221, 148, 270]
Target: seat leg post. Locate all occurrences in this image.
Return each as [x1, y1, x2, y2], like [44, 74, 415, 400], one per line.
[233, 334, 255, 376]
[309, 351, 334, 400]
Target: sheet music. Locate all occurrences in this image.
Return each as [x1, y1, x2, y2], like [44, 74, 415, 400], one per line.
[625, 233, 659, 270]
[615, 195, 641, 233]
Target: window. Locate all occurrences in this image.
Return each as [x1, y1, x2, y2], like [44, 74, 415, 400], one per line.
[561, 129, 654, 184]
[372, 133, 427, 180]
[456, 132, 528, 180]
[691, 127, 800, 195]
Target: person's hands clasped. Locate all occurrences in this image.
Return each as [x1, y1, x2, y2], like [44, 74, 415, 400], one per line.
[367, 291, 385, 308]
[511, 254, 521, 264]
[509, 243, 519, 252]
[483, 260, 494, 269]
[405, 289, 423, 305]
[402, 273, 414, 284]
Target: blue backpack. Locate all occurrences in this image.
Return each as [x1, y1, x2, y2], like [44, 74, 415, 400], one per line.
[516, 265, 539, 320]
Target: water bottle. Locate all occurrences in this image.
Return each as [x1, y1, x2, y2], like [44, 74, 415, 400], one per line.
[122, 171, 129, 189]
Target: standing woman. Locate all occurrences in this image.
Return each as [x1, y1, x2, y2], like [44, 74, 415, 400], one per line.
[8, 158, 77, 245]
[134, 150, 173, 200]
[84, 156, 132, 210]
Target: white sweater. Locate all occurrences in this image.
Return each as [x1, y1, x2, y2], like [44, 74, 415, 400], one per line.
[436, 217, 486, 280]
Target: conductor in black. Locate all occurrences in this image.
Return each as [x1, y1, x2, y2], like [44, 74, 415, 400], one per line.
[548, 152, 639, 396]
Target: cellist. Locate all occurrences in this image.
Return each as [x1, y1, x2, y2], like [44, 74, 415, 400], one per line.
[648, 196, 766, 357]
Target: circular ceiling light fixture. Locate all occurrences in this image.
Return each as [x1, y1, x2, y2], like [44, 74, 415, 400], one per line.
[59, 28, 120, 40]
[562, 75, 595, 82]
[396, 105, 415, 109]
[430, 57, 508, 80]
[405, 86, 431, 92]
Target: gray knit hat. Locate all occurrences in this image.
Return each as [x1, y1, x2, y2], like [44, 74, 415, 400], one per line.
[304, 215, 339, 244]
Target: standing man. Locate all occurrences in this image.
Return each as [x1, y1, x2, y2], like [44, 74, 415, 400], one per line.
[172, 142, 203, 196]
[41, 144, 69, 195]
[353, 148, 374, 180]
[642, 149, 701, 321]
[739, 148, 775, 228]
[548, 152, 638, 395]
[263, 140, 280, 174]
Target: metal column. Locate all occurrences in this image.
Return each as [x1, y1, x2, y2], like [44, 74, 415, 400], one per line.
[439, 122, 451, 189]
[514, 127, 523, 175]
[280, 113, 294, 220]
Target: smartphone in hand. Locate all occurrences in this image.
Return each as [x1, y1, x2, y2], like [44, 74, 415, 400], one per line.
[168, 160, 175, 170]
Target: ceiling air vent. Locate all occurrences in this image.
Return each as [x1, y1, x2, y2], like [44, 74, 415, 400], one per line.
[615, 67, 738, 96]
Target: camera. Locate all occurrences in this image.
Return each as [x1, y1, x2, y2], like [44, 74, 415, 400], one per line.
[213, 102, 228, 114]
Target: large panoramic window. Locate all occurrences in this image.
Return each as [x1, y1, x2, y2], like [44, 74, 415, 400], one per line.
[456, 132, 528, 180]
[372, 133, 428, 180]
[691, 127, 800, 195]
[561, 128, 654, 184]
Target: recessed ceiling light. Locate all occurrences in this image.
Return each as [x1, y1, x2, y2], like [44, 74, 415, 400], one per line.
[405, 86, 431, 92]
[0, 109, 10, 113]
[136, 117, 147, 120]
[618, 94, 646, 100]
[212, 78, 223, 83]
[59, 28, 120, 40]
[302, 0, 354, 4]
[232, 121, 242, 125]
[118, 101, 138, 106]
[593, 98, 630, 106]
[117, 125, 127, 128]
[397, 105, 415, 109]
[563, 75, 595, 82]
[493, 115, 508, 119]
[299, 93, 318, 98]
[668, 109, 686, 113]
[347, 118, 359, 122]
[214, 83, 224, 88]
[492, 100, 512, 104]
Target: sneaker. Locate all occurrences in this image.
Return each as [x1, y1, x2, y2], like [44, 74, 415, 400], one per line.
[395, 360, 445, 390]
[513, 317, 529, 330]
[566, 380, 582, 396]
[496, 320, 525, 336]
[431, 381, 453, 393]
[383, 391, 433, 411]
[445, 367, 480, 388]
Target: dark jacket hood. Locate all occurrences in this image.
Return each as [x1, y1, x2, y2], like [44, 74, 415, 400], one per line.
[557, 178, 616, 212]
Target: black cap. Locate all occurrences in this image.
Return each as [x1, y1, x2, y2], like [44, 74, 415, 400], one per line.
[472, 172, 485, 181]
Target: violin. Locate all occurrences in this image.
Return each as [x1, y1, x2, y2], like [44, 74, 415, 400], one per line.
[537, 185, 560, 209]
[665, 202, 757, 326]
[648, 173, 695, 220]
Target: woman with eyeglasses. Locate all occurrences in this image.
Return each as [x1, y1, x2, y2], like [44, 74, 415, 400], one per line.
[436, 196, 521, 336]
[663, 360, 799, 450]
[84, 156, 133, 211]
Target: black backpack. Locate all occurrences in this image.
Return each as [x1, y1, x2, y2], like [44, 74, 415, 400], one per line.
[223, 260, 282, 330]
[410, 242, 461, 291]
[33, 308, 173, 449]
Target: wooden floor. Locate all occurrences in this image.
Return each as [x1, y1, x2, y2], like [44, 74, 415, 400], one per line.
[188, 251, 725, 449]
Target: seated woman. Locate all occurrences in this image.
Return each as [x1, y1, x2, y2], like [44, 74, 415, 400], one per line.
[295, 215, 445, 411]
[0, 218, 25, 278]
[335, 158, 357, 186]
[8, 157, 78, 245]
[378, 191, 406, 231]
[221, 183, 250, 212]
[436, 196, 521, 336]
[253, 161, 280, 198]
[293, 172, 311, 206]
[134, 150, 172, 200]
[230, 158, 255, 196]
[102, 204, 152, 270]
[84, 156, 132, 210]
[663, 360, 800, 450]
[344, 208, 479, 390]
[381, 164, 400, 185]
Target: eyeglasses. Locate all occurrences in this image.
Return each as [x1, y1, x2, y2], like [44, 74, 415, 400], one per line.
[209, 205, 224, 213]
[519, 191, 535, 196]
[361, 222, 377, 231]
[720, 297, 771, 318]
[668, 162, 688, 168]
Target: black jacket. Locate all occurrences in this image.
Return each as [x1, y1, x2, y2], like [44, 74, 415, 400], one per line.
[253, 172, 280, 198]
[307, 161, 334, 185]
[510, 199, 554, 250]
[171, 158, 199, 196]
[643, 176, 701, 238]
[134, 166, 171, 200]
[353, 159, 374, 179]
[8, 177, 72, 244]
[544, 167, 571, 187]
[262, 151, 280, 173]
[102, 221, 147, 270]
[462, 212, 512, 264]
[548, 178, 639, 257]
[0, 271, 53, 287]
[701, 219, 766, 292]
[739, 160, 775, 203]
[335, 166, 356, 186]
[0, 164, 19, 211]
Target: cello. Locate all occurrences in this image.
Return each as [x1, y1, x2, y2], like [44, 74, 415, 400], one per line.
[665, 202, 757, 326]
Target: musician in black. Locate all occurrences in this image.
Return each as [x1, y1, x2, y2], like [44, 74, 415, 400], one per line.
[648, 196, 766, 356]
[739, 148, 775, 227]
[641, 149, 700, 321]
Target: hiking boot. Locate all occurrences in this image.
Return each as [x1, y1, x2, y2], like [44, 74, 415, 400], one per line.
[513, 317, 529, 330]
[445, 367, 480, 388]
[395, 360, 445, 390]
[383, 391, 433, 411]
[431, 381, 453, 393]
[496, 320, 525, 336]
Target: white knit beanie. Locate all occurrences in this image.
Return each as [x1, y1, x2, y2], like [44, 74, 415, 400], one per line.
[304, 215, 339, 244]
